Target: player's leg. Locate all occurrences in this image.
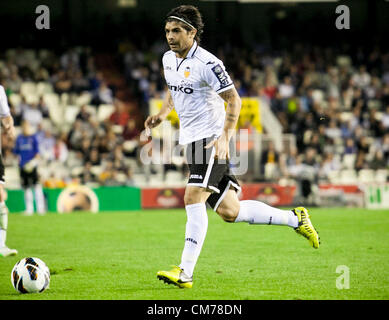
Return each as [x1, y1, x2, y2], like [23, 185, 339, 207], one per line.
[157, 138, 213, 288]
[216, 188, 299, 227]
[209, 177, 320, 249]
[157, 186, 210, 288]
[21, 168, 34, 215]
[32, 167, 46, 215]
[0, 157, 18, 257]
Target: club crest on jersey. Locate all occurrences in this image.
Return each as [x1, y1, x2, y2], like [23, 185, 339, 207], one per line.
[184, 66, 190, 78]
[211, 64, 229, 86]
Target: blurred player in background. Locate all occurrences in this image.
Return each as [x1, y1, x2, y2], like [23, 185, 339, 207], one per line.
[145, 5, 320, 288]
[13, 120, 46, 215]
[0, 84, 18, 257]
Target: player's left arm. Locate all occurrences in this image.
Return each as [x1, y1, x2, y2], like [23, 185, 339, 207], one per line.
[205, 87, 241, 159]
[219, 87, 242, 140]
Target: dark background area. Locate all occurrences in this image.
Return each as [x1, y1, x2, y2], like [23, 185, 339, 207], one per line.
[0, 0, 388, 53]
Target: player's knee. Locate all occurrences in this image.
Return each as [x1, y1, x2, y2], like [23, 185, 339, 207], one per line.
[184, 188, 204, 205]
[216, 205, 239, 223]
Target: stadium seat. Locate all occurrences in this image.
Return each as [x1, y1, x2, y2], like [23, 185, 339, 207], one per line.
[20, 82, 37, 96]
[25, 93, 39, 105]
[339, 169, 358, 184]
[43, 93, 60, 109]
[74, 92, 92, 106]
[97, 104, 115, 122]
[149, 174, 164, 186]
[90, 165, 103, 176]
[123, 140, 138, 153]
[133, 174, 147, 186]
[340, 112, 352, 122]
[358, 169, 375, 183]
[327, 170, 341, 184]
[85, 105, 97, 117]
[112, 125, 123, 134]
[312, 89, 324, 103]
[116, 172, 127, 183]
[4, 167, 20, 189]
[9, 93, 21, 107]
[342, 154, 356, 170]
[60, 93, 70, 106]
[48, 104, 64, 125]
[64, 105, 81, 124]
[36, 82, 54, 95]
[375, 169, 388, 183]
[165, 171, 184, 186]
[264, 163, 277, 180]
[71, 166, 84, 177]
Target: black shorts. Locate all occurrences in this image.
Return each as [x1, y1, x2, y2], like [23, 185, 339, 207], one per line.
[0, 156, 4, 184]
[186, 137, 241, 211]
[20, 167, 39, 188]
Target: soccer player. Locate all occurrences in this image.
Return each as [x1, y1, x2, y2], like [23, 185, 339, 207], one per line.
[145, 5, 320, 288]
[0, 84, 18, 257]
[13, 120, 46, 215]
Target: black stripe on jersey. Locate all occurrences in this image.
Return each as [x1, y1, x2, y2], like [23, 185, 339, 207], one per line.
[190, 43, 198, 57]
[176, 58, 187, 71]
[216, 83, 234, 92]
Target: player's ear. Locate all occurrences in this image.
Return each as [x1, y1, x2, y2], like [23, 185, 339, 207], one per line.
[190, 28, 197, 40]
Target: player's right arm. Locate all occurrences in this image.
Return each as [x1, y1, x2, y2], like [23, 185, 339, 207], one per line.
[144, 89, 174, 130]
[0, 85, 16, 141]
[1, 115, 16, 141]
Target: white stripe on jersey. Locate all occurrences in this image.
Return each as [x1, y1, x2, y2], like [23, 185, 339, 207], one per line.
[162, 41, 234, 145]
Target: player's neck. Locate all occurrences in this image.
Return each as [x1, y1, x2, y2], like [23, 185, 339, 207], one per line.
[175, 40, 195, 59]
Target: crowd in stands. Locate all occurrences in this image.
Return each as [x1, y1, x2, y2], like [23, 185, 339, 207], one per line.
[0, 47, 140, 188]
[0, 42, 388, 189]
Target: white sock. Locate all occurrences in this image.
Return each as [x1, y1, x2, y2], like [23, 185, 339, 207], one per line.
[0, 202, 7, 247]
[179, 203, 208, 278]
[235, 200, 298, 228]
[34, 184, 46, 214]
[25, 188, 34, 214]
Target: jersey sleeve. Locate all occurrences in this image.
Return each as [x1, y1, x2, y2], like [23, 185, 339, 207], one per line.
[0, 85, 11, 118]
[202, 60, 234, 94]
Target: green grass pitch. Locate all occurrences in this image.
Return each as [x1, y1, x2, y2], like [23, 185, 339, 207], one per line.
[0, 208, 388, 300]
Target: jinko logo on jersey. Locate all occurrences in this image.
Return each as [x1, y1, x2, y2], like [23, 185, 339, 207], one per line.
[168, 84, 194, 94]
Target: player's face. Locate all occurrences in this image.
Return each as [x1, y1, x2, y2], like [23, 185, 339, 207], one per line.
[165, 21, 195, 57]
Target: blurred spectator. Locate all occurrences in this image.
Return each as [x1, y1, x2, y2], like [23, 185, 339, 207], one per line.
[22, 102, 43, 131]
[53, 134, 69, 163]
[76, 105, 91, 122]
[36, 96, 50, 118]
[91, 81, 114, 106]
[108, 100, 130, 126]
[344, 138, 357, 154]
[53, 70, 72, 94]
[261, 141, 279, 176]
[370, 150, 387, 170]
[79, 162, 98, 184]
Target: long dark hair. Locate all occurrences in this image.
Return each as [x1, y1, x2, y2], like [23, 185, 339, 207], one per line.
[166, 5, 204, 44]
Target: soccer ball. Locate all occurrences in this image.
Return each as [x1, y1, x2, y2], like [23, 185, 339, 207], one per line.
[11, 257, 50, 294]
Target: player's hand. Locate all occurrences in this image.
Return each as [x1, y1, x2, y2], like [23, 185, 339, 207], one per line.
[205, 134, 229, 160]
[144, 115, 164, 136]
[144, 115, 163, 130]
